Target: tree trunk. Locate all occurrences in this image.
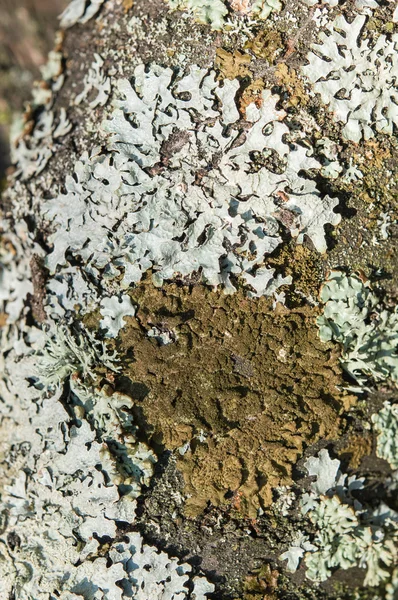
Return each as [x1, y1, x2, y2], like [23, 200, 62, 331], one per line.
[0, 1, 398, 599]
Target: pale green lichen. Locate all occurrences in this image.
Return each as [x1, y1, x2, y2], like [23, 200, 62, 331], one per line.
[309, 273, 398, 589]
[372, 401, 398, 469]
[305, 496, 396, 586]
[317, 271, 398, 385]
[36, 325, 119, 390]
[42, 63, 340, 305]
[249, 0, 282, 19]
[166, 0, 228, 29]
[165, 0, 281, 29]
[281, 450, 398, 588]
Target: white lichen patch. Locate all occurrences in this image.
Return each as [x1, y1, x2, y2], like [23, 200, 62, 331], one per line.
[100, 294, 136, 338]
[29, 37, 66, 109]
[280, 532, 316, 572]
[302, 14, 398, 142]
[316, 137, 343, 180]
[0, 352, 147, 597]
[75, 53, 111, 109]
[0, 289, 216, 598]
[109, 533, 215, 599]
[165, 0, 281, 29]
[148, 325, 178, 345]
[303, 448, 340, 495]
[0, 222, 34, 324]
[0, 211, 216, 599]
[317, 271, 398, 384]
[372, 401, 398, 469]
[60, 0, 106, 29]
[12, 108, 72, 181]
[42, 64, 340, 300]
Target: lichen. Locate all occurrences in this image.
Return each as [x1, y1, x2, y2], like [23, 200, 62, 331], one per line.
[36, 324, 119, 390]
[304, 496, 396, 586]
[372, 401, 398, 469]
[317, 271, 398, 385]
[12, 109, 72, 181]
[386, 567, 398, 600]
[281, 450, 398, 589]
[42, 63, 340, 302]
[0, 222, 34, 324]
[0, 280, 218, 598]
[1, 1, 397, 597]
[59, 0, 106, 29]
[166, 0, 228, 29]
[114, 279, 350, 516]
[75, 53, 111, 109]
[302, 14, 398, 142]
[99, 294, 136, 338]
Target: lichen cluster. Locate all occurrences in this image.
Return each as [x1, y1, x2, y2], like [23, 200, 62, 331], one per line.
[372, 402, 398, 469]
[39, 62, 341, 307]
[317, 271, 398, 385]
[282, 450, 398, 587]
[278, 273, 398, 594]
[0, 0, 398, 597]
[302, 14, 398, 142]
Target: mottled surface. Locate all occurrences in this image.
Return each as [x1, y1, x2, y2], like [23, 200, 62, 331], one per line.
[1, 0, 398, 598]
[113, 279, 351, 516]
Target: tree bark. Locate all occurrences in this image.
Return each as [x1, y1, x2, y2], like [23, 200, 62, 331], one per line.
[0, 1, 397, 599]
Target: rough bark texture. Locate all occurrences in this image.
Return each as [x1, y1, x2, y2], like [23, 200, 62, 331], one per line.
[0, 1, 398, 599]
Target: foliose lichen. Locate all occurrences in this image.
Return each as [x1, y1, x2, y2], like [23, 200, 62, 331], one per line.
[281, 450, 398, 589]
[116, 281, 348, 516]
[41, 63, 340, 304]
[302, 14, 398, 142]
[12, 109, 72, 181]
[59, 0, 106, 29]
[75, 53, 111, 109]
[372, 401, 398, 469]
[99, 294, 136, 338]
[317, 271, 398, 385]
[1, 0, 397, 596]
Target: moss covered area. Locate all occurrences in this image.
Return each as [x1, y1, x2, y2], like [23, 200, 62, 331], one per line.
[106, 277, 353, 517]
